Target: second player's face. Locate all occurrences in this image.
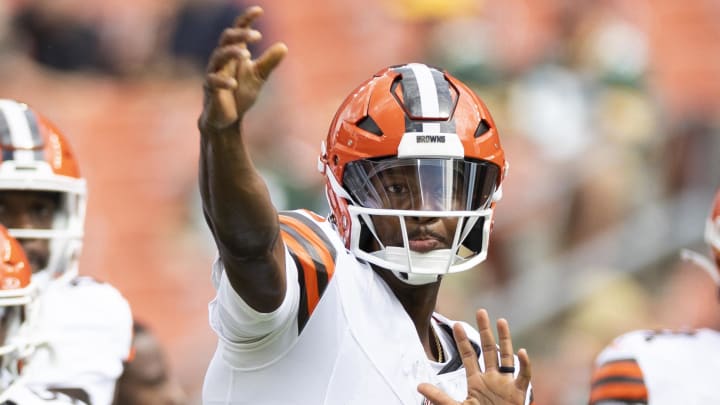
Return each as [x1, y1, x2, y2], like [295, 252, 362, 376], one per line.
[0, 191, 58, 273]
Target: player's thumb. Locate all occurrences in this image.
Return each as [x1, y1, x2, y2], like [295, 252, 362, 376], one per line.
[256, 42, 288, 80]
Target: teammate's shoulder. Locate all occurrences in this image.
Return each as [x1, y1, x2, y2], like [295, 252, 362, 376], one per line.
[46, 275, 131, 318]
[598, 327, 701, 361]
[4, 384, 88, 404]
[67, 275, 125, 296]
[616, 327, 701, 345]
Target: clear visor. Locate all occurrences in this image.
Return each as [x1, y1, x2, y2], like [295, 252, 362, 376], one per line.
[342, 157, 499, 212]
[340, 157, 501, 283]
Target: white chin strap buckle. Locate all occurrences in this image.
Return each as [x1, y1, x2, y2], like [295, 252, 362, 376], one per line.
[372, 246, 453, 285]
[392, 271, 440, 286]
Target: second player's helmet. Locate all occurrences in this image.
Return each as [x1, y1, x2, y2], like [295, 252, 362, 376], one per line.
[0, 99, 86, 284]
[318, 63, 506, 285]
[705, 188, 720, 275]
[0, 225, 38, 398]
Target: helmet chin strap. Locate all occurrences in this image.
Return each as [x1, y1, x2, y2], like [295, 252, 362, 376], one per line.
[372, 246, 452, 285]
[391, 270, 440, 286]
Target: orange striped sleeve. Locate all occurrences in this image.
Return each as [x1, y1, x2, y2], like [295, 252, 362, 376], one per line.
[589, 358, 648, 404]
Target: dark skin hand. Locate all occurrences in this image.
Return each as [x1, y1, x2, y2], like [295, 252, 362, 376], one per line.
[418, 309, 532, 405]
[198, 5, 289, 313]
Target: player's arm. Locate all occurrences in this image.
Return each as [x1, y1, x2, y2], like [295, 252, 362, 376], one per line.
[198, 6, 289, 313]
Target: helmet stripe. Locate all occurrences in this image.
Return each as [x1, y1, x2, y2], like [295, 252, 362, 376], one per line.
[0, 100, 45, 164]
[23, 107, 43, 147]
[0, 100, 42, 149]
[0, 103, 13, 146]
[408, 63, 441, 117]
[394, 64, 456, 134]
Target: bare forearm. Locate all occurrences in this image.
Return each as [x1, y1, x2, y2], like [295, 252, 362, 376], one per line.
[199, 121, 287, 312]
[200, 122, 279, 253]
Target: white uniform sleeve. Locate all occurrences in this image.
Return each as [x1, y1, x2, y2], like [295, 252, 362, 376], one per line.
[3, 383, 90, 404]
[208, 246, 300, 344]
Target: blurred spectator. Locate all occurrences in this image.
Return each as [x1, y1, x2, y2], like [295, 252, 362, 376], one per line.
[114, 321, 188, 405]
[661, 118, 720, 196]
[169, 0, 253, 73]
[11, 0, 106, 72]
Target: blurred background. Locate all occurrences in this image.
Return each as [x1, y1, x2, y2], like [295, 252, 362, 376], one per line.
[2, 0, 720, 403]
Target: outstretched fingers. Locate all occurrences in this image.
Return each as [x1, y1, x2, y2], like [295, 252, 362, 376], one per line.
[219, 28, 262, 47]
[515, 348, 532, 392]
[234, 5, 264, 29]
[205, 47, 248, 85]
[200, 4, 287, 128]
[452, 322, 481, 379]
[417, 383, 455, 405]
[255, 42, 288, 80]
[476, 309, 499, 373]
[497, 318, 515, 372]
[205, 6, 265, 84]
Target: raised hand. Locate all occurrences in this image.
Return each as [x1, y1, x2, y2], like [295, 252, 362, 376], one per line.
[199, 6, 288, 133]
[418, 309, 531, 405]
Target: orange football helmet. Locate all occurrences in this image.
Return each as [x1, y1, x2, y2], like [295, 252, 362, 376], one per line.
[0, 99, 86, 285]
[318, 63, 506, 284]
[0, 224, 37, 397]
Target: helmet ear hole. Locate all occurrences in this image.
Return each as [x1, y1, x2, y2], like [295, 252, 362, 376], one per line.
[462, 217, 486, 254]
[358, 217, 373, 251]
[356, 116, 383, 136]
[474, 119, 491, 138]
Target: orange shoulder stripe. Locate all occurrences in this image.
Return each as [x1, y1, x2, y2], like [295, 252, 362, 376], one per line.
[589, 382, 648, 404]
[280, 229, 320, 313]
[300, 208, 327, 223]
[591, 359, 644, 383]
[280, 214, 336, 279]
[589, 358, 647, 404]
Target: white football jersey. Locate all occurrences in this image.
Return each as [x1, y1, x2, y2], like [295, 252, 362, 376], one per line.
[22, 276, 133, 405]
[203, 210, 533, 405]
[1, 382, 89, 405]
[590, 328, 720, 404]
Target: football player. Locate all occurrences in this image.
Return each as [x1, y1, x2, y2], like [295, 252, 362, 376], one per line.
[0, 99, 133, 405]
[588, 188, 720, 404]
[199, 6, 532, 404]
[0, 224, 87, 404]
